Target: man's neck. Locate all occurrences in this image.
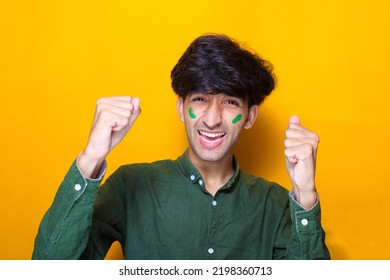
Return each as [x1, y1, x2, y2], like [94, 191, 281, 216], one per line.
[188, 150, 235, 196]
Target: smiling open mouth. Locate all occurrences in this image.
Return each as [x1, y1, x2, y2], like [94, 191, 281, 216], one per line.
[198, 130, 226, 145]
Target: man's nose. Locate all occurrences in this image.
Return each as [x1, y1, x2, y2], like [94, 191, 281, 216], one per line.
[202, 101, 222, 129]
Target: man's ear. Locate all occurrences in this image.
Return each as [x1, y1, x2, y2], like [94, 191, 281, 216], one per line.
[244, 105, 259, 129]
[176, 97, 185, 122]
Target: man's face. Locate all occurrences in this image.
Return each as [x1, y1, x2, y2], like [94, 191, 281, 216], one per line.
[177, 93, 258, 164]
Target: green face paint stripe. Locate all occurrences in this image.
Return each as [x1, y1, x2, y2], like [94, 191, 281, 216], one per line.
[189, 107, 196, 119]
[232, 113, 242, 124]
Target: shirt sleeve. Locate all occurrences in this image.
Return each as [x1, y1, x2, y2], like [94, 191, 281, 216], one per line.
[32, 159, 105, 259]
[286, 193, 331, 259]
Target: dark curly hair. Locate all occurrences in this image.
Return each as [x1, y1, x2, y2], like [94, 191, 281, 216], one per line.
[171, 34, 276, 108]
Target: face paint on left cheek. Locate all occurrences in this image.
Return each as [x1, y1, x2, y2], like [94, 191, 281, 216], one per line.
[188, 107, 196, 119]
[232, 113, 243, 124]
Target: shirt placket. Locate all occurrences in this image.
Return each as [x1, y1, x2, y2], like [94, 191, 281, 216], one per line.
[207, 195, 219, 259]
[191, 175, 219, 259]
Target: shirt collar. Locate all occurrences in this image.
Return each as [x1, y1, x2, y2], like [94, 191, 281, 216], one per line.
[176, 149, 240, 192]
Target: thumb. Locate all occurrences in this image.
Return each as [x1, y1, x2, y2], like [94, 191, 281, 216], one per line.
[289, 115, 300, 125]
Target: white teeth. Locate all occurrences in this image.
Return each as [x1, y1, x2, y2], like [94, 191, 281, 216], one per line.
[199, 131, 225, 138]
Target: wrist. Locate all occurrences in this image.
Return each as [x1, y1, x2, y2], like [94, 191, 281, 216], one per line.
[78, 151, 106, 179]
[293, 188, 317, 210]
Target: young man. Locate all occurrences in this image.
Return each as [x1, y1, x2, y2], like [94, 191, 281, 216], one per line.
[33, 34, 330, 259]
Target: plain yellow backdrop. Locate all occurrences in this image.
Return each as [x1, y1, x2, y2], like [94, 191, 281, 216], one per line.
[1, 0, 389, 260]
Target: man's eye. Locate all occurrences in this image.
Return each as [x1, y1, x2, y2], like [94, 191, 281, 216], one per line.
[193, 97, 206, 102]
[226, 100, 239, 106]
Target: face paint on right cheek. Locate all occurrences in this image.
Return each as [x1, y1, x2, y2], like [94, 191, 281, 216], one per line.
[189, 107, 196, 119]
[232, 113, 243, 124]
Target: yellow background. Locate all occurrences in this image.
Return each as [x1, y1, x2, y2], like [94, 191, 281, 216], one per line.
[1, 0, 389, 260]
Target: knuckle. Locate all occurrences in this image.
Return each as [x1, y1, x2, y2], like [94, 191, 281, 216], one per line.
[284, 139, 292, 147]
[309, 138, 317, 147]
[309, 132, 320, 142]
[96, 97, 107, 105]
[120, 116, 130, 126]
[302, 143, 313, 154]
[99, 109, 112, 120]
[123, 109, 132, 118]
[96, 102, 107, 112]
[123, 110, 131, 119]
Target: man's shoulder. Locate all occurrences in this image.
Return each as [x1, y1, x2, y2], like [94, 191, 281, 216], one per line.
[104, 158, 181, 192]
[238, 170, 289, 196]
[117, 158, 178, 174]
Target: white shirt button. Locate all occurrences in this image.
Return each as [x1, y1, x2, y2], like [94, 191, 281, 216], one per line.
[301, 219, 308, 226]
[74, 184, 82, 191]
[190, 175, 195, 181]
[208, 248, 214, 254]
[212, 200, 217, 206]
[199, 180, 204, 186]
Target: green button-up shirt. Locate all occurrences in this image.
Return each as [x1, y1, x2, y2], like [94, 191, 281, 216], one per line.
[32, 151, 330, 259]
